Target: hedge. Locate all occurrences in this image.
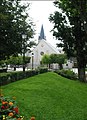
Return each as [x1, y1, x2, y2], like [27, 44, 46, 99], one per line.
[55, 69, 78, 80]
[0, 68, 48, 86]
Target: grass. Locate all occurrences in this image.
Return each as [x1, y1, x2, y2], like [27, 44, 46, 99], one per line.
[1, 72, 87, 120]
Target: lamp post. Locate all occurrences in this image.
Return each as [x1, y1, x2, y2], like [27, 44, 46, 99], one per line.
[32, 53, 34, 70]
[22, 34, 27, 72]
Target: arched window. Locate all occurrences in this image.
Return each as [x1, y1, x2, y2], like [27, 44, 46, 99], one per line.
[40, 51, 44, 55]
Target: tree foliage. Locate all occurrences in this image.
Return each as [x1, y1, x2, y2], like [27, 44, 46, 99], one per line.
[49, 0, 87, 82]
[0, 55, 31, 69]
[8, 56, 31, 65]
[50, 54, 67, 69]
[41, 53, 67, 69]
[0, 0, 35, 60]
[41, 54, 51, 65]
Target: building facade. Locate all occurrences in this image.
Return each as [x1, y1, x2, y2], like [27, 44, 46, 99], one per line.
[27, 25, 62, 69]
[27, 25, 73, 69]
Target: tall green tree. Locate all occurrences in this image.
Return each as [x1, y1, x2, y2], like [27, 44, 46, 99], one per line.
[49, 0, 87, 82]
[0, 0, 35, 61]
[19, 16, 35, 71]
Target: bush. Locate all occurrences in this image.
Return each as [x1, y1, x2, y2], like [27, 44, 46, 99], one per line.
[0, 68, 48, 86]
[38, 67, 48, 74]
[0, 74, 11, 85]
[0, 68, 7, 73]
[55, 69, 78, 80]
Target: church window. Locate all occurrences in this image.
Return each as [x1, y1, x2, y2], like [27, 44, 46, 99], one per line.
[40, 51, 44, 55]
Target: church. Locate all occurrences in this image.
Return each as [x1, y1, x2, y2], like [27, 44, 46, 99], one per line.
[27, 25, 63, 69]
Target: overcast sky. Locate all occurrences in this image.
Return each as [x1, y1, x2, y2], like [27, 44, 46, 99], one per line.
[27, 1, 58, 47]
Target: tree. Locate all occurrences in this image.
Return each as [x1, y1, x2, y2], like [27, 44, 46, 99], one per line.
[56, 54, 67, 69]
[41, 54, 67, 69]
[50, 54, 58, 64]
[49, 0, 87, 82]
[41, 54, 51, 68]
[8, 56, 18, 71]
[50, 54, 67, 69]
[0, 55, 31, 71]
[0, 0, 35, 61]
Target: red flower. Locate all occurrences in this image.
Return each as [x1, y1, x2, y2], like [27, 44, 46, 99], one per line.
[13, 107, 19, 114]
[1, 106, 5, 109]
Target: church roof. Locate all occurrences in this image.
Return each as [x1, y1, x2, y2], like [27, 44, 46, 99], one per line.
[38, 24, 46, 40]
[43, 40, 59, 53]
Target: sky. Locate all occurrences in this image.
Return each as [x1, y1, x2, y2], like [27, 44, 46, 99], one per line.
[27, 1, 58, 47]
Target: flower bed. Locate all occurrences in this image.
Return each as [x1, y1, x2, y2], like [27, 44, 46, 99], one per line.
[0, 96, 24, 120]
[0, 91, 35, 120]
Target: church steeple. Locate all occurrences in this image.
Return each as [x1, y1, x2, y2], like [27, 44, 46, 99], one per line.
[38, 24, 46, 42]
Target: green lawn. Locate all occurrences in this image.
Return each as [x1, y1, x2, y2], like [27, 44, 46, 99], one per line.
[1, 72, 87, 120]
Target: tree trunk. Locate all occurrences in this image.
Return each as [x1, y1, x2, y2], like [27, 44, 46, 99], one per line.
[48, 64, 50, 69]
[23, 65, 25, 72]
[59, 63, 63, 70]
[14, 65, 16, 71]
[78, 67, 86, 82]
[75, 20, 86, 82]
[77, 55, 86, 82]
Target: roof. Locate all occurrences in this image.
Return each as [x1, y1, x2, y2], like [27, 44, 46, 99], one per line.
[43, 40, 59, 53]
[38, 24, 46, 40]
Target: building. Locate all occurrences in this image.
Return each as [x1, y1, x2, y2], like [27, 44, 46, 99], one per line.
[27, 25, 63, 69]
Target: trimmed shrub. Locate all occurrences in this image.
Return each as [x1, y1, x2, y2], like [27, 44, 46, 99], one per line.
[55, 69, 78, 80]
[0, 68, 48, 86]
[39, 67, 48, 73]
[0, 68, 7, 73]
[0, 74, 11, 85]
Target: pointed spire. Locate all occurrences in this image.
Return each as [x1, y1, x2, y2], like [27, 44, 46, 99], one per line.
[38, 24, 46, 41]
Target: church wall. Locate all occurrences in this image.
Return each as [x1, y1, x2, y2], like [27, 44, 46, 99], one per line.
[30, 40, 59, 69]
